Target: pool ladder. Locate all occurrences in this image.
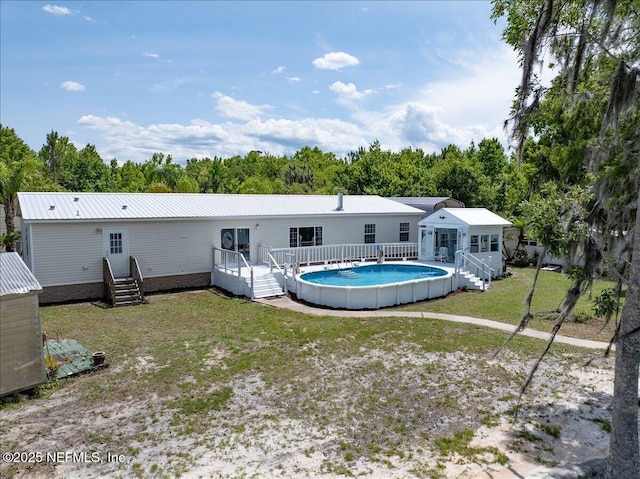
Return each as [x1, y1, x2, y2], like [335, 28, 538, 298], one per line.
[328, 258, 357, 270]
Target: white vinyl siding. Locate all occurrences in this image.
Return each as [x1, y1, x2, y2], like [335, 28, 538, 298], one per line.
[26, 211, 422, 287]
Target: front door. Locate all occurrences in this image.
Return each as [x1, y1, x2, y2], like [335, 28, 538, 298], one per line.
[104, 228, 129, 277]
[221, 228, 251, 261]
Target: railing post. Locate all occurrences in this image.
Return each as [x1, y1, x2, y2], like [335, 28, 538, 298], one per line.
[482, 261, 487, 291]
[250, 268, 255, 300]
[488, 255, 493, 289]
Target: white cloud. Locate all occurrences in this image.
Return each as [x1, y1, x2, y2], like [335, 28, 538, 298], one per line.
[312, 52, 359, 70]
[144, 52, 160, 59]
[286, 76, 301, 83]
[60, 81, 85, 91]
[43, 4, 72, 15]
[212, 92, 272, 121]
[150, 77, 191, 94]
[72, 45, 520, 164]
[330, 81, 364, 100]
[76, 114, 368, 162]
[272, 66, 286, 74]
[352, 44, 520, 153]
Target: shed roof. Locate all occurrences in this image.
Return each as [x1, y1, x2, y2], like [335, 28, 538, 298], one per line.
[388, 197, 465, 215]
[419, 208, 512, 227]
[18, 192, 423, 222]
[0, 252, 42, 296]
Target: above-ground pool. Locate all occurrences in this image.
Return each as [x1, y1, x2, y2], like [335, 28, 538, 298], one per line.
[296, 262, 454, 310]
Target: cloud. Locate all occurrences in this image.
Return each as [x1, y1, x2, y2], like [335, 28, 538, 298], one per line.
[330, 81, 364, 100]
[272, 66, 286, 74]
[43, 4, 72, 15]
[150, 77, 192, 94]
[212, 92, 272, 121]
[144, 52, 160, 59]
[286, 77, 301, 83]
[351, 45, 520, 153]
[60, 81, 86, 92]
[312, 52, 359, 70]
[76, 114, 368, 162]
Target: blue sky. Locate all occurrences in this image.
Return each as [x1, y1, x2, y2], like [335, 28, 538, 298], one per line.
[1, 1, 521, 164]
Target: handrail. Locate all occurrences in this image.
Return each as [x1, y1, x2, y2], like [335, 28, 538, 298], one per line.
[103, 258, 116, 305]
[456, 250, 495, 291]
[266, 250, 287, 294]
[213, 247, 255, 298]
[129, 256, 144, 300]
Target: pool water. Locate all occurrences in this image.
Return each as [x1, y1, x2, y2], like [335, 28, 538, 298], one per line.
[300, 264, 447, 287]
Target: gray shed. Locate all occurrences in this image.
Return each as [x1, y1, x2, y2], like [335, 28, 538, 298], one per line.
[0, 252, 47, 396]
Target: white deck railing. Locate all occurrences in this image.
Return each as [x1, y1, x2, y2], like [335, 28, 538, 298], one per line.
[455, 250, 495, 291]
[213, 246, 254, 298]
[262, 242, 418, 267]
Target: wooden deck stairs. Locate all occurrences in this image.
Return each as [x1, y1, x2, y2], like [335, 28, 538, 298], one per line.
[104, 256, 145, 307]
[113, 277, 144, 306]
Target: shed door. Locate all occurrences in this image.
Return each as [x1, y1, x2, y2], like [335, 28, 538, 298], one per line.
[104, 228, 129, 277]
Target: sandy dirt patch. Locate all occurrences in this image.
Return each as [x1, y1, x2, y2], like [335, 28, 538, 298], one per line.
[0, 346, 621, 479]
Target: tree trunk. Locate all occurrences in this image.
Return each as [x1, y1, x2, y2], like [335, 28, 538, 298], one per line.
[606, 192, 640, 479]
[3, 194, 16, 253]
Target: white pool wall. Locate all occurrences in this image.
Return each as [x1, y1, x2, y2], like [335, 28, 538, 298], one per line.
[295, 264, 455, 309]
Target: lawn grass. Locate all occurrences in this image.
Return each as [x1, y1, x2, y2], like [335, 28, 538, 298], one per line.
[36, 287, 582, 405]
[2, 287, 607, 479]
[396, 267, 623, 341]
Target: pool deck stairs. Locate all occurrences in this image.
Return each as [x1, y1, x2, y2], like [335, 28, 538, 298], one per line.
[252, 272, 285, 299]
[458, 271, 485, 290]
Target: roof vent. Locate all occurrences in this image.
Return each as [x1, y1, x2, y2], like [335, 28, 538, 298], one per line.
[122, 205, 127, 210]
[49, 205, 55, 210]
[336, 190, 344, 211]
[73, 197, 79, 202]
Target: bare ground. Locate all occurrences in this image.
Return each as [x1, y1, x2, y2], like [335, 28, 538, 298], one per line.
[0, 342, 619, 479]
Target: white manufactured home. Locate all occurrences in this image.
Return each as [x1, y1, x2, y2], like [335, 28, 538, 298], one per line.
[0, 252, 47, 396]
[17, 192, 425, 304]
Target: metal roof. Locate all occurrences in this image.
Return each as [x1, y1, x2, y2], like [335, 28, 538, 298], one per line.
[419, 208, 512, 227]
[0, 252, 42, 296]
[18, 192, 424, 222]
[388, 197, 465, 214]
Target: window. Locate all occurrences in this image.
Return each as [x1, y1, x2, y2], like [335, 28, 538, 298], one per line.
[491, 234, 500, 252]
[110, 233, 123, 254]
[481, 234, 490, 252]
[399, 222, 410, 242]
[470, 235, 479, 253]
[289, 226, 323, 247]
[364, 224, 376, 244]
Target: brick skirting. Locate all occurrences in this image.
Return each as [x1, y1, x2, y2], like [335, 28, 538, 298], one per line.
[40, 272, 211, 305]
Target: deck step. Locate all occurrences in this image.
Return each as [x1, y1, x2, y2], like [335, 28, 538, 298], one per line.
[112, 276, 144, 306]
[252, 273, 285, 299]
[459, 271, 486, 291]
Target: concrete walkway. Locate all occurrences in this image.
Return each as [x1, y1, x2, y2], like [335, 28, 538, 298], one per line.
[256, 296, 612, 350]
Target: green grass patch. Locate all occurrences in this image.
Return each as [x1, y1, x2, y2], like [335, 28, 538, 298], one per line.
[434, 428, 508, 465]
[590, 417, 612, 433]
[396, 267, 622, 341]
[171, 386, 233, 416]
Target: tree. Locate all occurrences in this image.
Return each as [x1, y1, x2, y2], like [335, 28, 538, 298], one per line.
[0, 126, 38, 251]
[492, 1, 639, 477]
